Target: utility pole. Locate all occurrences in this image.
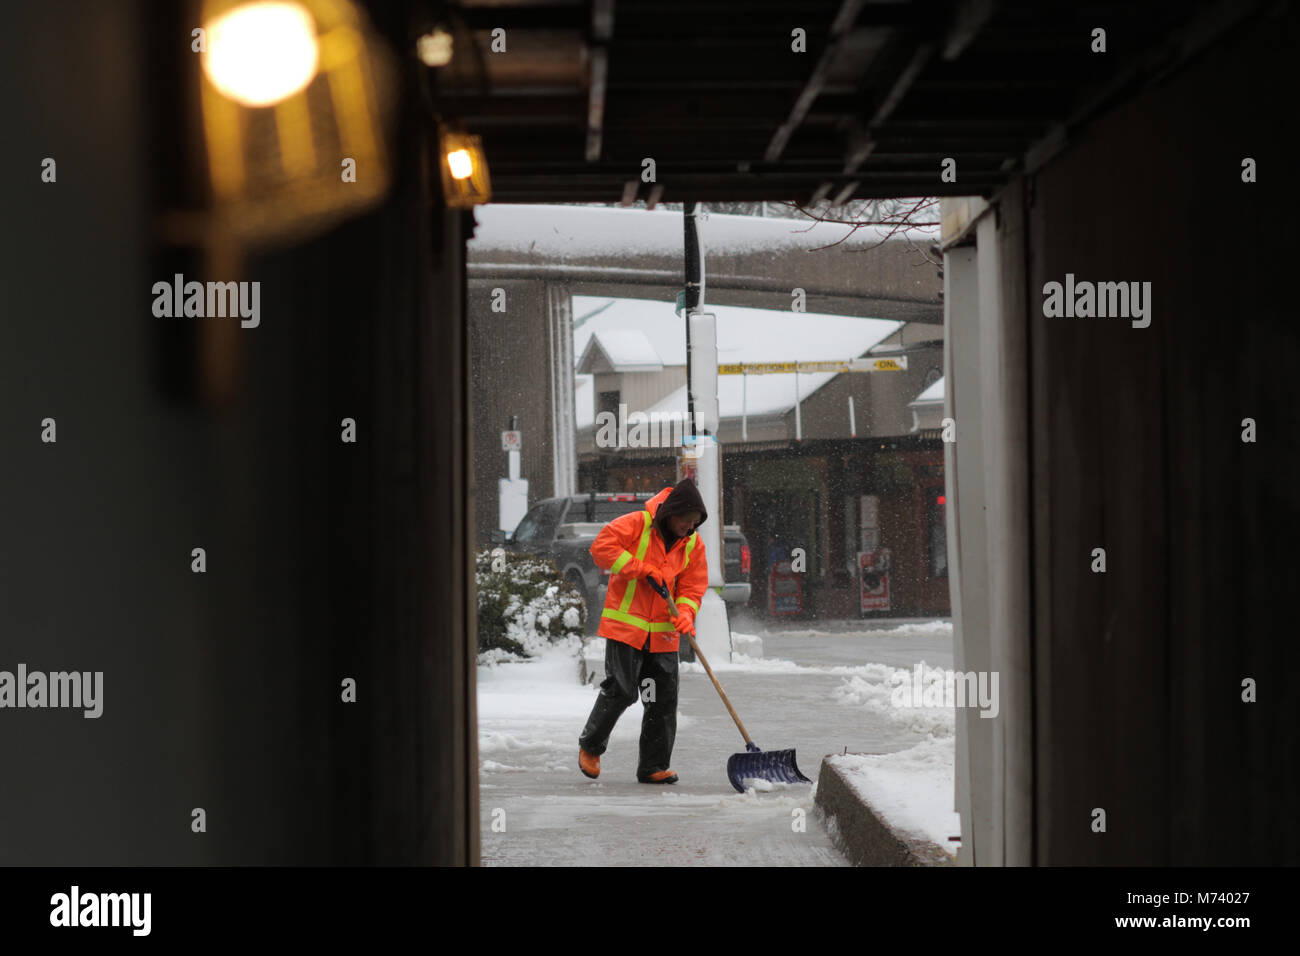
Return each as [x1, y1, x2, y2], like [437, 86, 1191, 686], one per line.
[683, 201, 703, 434]
[680, 203, 729, 660]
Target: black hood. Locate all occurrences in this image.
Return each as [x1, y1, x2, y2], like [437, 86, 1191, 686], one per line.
[654, 478, 708, 549]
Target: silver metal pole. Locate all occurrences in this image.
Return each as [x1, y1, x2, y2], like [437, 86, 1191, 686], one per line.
[794, 370, 802, 441]
[742, 372, 748, 441]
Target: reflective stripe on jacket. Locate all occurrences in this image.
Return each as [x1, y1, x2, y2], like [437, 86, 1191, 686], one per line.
[589, 486, 708, 652]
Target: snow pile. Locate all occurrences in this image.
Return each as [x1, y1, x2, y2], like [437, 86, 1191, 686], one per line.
[830, 660, 957, 738]
[681, 650, 927, 679]
[730, 631, 763, 658]
[870, 619, 952, 637]
[828, 736, 960, 853]
[768, 619, 952, 640]
[478, 622, 583, 667]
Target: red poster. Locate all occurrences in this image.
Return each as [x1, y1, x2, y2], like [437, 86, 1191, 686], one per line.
[859, 550, 891, 612]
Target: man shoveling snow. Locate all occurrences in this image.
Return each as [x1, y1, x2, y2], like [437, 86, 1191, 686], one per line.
[578, 478, 709, 784]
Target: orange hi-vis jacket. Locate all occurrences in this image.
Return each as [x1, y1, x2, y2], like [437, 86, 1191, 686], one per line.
[590, 486, 709, 653]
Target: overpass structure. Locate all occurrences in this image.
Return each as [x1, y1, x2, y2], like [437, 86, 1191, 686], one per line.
[466, 202, 944, 540]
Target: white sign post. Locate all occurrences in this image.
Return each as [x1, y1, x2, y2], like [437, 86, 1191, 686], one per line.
[499, 429, 527, 533]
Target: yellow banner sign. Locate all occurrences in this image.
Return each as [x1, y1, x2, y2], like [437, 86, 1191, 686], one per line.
[716, 357, 907, 375]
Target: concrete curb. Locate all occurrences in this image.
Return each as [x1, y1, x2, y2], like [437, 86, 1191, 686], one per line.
[814, 755, 954, 867]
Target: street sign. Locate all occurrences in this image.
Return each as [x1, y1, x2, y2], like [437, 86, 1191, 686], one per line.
[717, 356, 908, 375]
[501, 430, 522, 451]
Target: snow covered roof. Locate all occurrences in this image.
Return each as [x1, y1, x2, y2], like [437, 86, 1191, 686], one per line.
[470, 203, 938, 260]
[911, 376, 945, 405]
[575, 329, 664, 373]
[574, 296, 899, 369]
[573, 295, 901, 421]
[647, 375, 840, 419]
[575, 297, 687, 366]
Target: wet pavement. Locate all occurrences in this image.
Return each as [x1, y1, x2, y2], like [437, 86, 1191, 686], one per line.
[477, 619, 953, 866]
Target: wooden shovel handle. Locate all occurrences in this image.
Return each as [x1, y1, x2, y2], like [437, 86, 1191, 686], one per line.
[683, 630, 754, 748]
[649, 578, 754, 747]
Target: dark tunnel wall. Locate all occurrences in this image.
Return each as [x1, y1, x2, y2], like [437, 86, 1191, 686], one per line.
[0, 0, 477, 865]
[1021, 7, 1299, 864]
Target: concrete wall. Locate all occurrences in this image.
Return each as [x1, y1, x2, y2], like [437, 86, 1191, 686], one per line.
[468, 277, 556, 541]
[471, 220, 943, 325]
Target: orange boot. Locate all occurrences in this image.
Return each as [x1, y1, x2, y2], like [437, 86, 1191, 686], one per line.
[637, 769, 678, 784]
[578, 748, 601, 779]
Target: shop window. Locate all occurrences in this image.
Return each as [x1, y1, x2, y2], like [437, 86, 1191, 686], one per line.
[597, 390, 621, 419]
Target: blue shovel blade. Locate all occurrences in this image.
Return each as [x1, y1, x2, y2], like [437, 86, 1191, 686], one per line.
[726, 744, 812, 793]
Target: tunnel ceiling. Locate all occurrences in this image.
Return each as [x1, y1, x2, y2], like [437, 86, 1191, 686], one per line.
[431, 0, 1230, 204]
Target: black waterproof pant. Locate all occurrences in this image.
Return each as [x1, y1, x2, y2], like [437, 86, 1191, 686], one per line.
[578, 634, 679, 779]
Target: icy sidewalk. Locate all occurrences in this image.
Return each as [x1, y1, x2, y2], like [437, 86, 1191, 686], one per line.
[477, 623, 958, 866]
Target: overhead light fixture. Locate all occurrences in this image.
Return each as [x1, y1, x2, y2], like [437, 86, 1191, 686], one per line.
[416, 28, 454, 67]
[195, 0, 396, 249]
[446, 148, 473, 180]
[202, 1, 320, 107]
[439, 130, 491, 207]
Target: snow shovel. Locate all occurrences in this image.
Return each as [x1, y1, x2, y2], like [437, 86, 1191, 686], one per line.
[647, 577, 811, 793]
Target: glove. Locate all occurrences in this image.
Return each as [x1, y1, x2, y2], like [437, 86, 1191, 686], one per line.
[673, 606, 696, 635]
[644, 562, 670, 590]
[628, 559, 668, 586]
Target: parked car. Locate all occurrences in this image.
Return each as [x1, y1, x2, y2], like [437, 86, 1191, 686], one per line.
[498, 492, 751, 645]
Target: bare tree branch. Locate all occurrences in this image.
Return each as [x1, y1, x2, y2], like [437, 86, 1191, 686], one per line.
[778, 196, 941, 256]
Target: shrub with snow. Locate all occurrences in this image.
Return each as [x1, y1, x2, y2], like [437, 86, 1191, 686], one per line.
[476, 550, 586, 661]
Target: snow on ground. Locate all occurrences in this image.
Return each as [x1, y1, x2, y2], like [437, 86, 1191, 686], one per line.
[478, 640, 839, 866]
[827, 737, 961, 854]
[808, 634, 960, 857]
[704, 625, 962, 858]
[759, 619, 954, 639]
[478, 643, 633, 773]
[478, 622, 957, 865]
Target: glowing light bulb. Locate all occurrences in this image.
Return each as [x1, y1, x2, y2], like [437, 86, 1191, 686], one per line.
[417, 29, 454, 67]
[203, 2, 320, 107]
[446, 148, 474, 180]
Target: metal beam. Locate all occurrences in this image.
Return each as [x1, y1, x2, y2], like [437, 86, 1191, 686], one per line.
[585, 47, 607, 160]
[585, 0, 614, 161]
[843, 41, 936, 174]
[942, 0, 999, 61]
[764, 0, 868, 161]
